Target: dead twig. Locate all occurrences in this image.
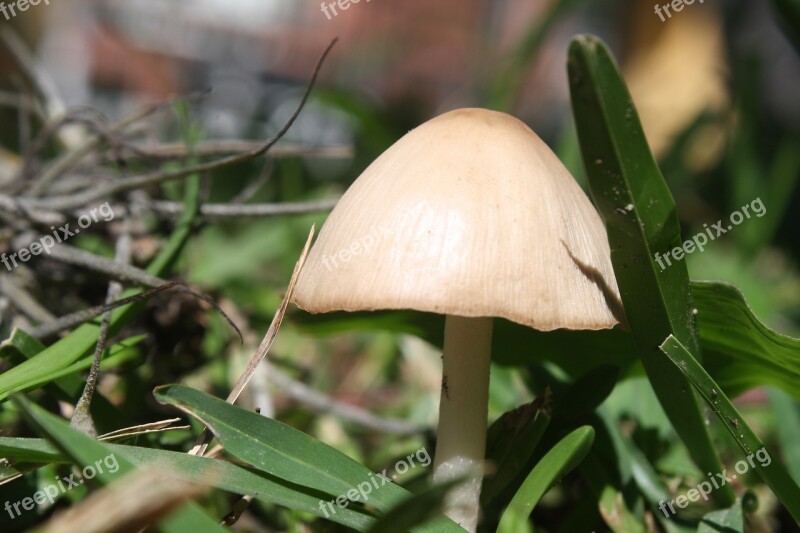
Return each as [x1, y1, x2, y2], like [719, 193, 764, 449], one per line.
[189, 226, 315, 457]
[0, 26, 75, 149]
[269, 366, 425, 436]
[104, 140, 352, 161]
[141, 198, 339, 220]
[3, 38, 340, 214]
[70, 231, 130, 436]
[0, 276, 56, 324]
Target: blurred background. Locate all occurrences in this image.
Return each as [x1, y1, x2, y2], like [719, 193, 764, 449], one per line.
[1, 0, 799, 530]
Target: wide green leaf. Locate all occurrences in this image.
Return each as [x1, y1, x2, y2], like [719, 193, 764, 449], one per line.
[693, 281, 800, 399]
[768, 388, 800, 483]
[567, 34, 734, 504]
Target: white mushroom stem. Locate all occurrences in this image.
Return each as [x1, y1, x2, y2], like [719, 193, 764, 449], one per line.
[433, 315, 493, 532]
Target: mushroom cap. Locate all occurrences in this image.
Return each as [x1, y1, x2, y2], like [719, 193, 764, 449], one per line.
[292, 108, 624, 331]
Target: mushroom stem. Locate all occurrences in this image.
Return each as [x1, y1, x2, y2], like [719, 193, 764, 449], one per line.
[433, 315, 493, 532]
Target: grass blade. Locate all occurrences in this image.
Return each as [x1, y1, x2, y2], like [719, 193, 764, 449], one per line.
[497, 426, 595, 532]
[567, 34, 734, 505]
[154, 384, 463, 532]
[10, 394, 226, 532]
[154, 383, 408, 511]
[0, 436, 377, 530]
[659, 335, 800, 522]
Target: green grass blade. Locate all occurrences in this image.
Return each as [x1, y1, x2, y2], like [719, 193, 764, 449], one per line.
[496, 426, 595, 532]
[0, 437, 63, 463]
[154, 384, 408, 511]
[659, 335, 800, 523]
[0, 329, 130, 432]
[365, 479, 463, 533]
[153, 384, 463, 531]
[10, 394, 226, 532]
[0, 436, 377, 530]
[567, 34, 734, 505]
[482, 407, 550, 505]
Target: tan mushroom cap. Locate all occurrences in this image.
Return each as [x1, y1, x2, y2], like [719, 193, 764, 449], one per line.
[292, 108, 624, 331]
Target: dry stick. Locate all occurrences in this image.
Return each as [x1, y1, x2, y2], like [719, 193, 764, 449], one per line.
[0, 276, 56, 324]
[47, 244, 168, 288]
[27, 109, 138, 197]
[39, 244, 243, 341]
[222, 495, 255, 527]
[0, 26, 74, 148]
[0, 90, 47, 122]
[41, 468, 207, 533]
[98, 418, 190, 441]
[20, 108, 152, 185]
[188, 226, 315, 457]
[106, 141, 353, 161]
[30, 91, 211, 196]
[0, 195, 64, 225]
[70, 232, 130, 436]
[229, 159, 274, 205]
[10, 38, 340, 214]
[143, 198, 339, 220]
[268, 366, 425, 436]
[30, 282, 183, 339]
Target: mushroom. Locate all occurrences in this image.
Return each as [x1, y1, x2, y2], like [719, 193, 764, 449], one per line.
[291, 108, 624, 532]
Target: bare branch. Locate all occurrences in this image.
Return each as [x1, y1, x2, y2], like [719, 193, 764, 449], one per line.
[269, 366, 426, 436]
[30, 281, 182, 339]
[34, 245, 243, 342]
[0, 26, 72, 146]
[0, 276, 56, 324]
[71, 232, 129, 436]
[141, 198, 339, 220]
[105, 140, 353, 161]
[47, 244, 166, 288]
[4, 38, 340, 214]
